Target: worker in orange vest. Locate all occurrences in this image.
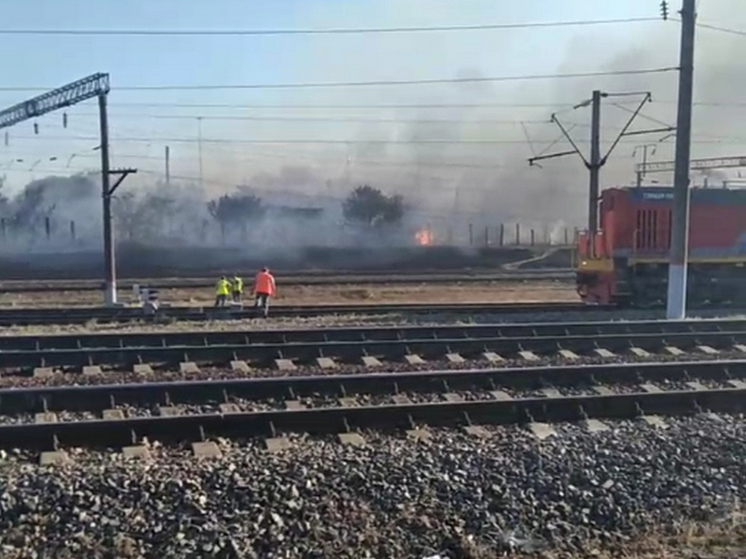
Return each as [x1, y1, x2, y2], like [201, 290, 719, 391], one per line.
[253, 267, 276, 318]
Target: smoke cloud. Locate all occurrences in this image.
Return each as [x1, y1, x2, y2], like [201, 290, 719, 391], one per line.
[2, 1, 744, 254]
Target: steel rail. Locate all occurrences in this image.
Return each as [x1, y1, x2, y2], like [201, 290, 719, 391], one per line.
[0, 388, 741, 450]
[0, 301, 601, 326]
[2, 325, 746, 371]
[1, 359, 743, 415]
[0, 317, 743, 352]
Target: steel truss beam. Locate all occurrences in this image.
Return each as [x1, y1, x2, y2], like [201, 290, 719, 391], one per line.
[0, 73, 110, 130]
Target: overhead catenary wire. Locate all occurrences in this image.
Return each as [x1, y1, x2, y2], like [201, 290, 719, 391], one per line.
[0, 156, 507, 172]
[10, 98, 746, 113]
[0, 17, 661, 36]
[19, 100, 746, 110]
[0, 67, 680, 92]
[609, 102, 675, 129]
[50, 112, 559, 125]
[58, 101, 642, 110]
[5, 136, 585, 145]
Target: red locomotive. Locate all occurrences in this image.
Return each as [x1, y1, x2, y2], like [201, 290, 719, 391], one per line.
[576, 186, 746, 306]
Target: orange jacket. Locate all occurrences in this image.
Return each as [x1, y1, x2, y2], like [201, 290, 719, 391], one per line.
[254, 271, 276, 296]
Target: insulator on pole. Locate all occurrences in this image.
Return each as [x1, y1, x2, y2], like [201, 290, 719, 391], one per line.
[660, 0, 669, 20]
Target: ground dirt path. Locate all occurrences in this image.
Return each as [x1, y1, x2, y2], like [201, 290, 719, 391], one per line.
[0, 280, 577, 308]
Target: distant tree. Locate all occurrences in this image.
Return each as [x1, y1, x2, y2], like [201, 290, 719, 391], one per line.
[343, 185, 405, 229]
[112, 192, 138, 241]
[207, 192, 264, 238]
[113, 192, 152, 241]
[114, 182, 213, 243]
[10, 173, 95, 232]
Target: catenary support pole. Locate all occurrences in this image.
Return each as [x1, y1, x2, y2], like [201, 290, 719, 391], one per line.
[197, 117, 204, 188]
[589, 90, 602, 236]
[98, 93, 116, 306]
[165, 145, 170, 185]
[666, 0, 696, 320]
[636, 145, 651, 187]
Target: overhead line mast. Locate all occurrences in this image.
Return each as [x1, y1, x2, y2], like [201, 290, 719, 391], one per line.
[0, 73, 136, 306]
[528, 90, 672, 239]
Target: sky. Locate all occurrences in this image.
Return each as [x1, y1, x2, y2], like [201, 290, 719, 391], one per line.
[0, 0, 744, 224]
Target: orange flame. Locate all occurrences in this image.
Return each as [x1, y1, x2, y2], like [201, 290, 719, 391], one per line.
[415, 228, 434, 246]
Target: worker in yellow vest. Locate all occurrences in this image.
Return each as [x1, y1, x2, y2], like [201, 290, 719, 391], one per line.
[231, 274, 244, 303]
[214, 276, 230, 307]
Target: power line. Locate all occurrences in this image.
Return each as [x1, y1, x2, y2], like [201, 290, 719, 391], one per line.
[4, 150, 508, 170]
[2, 158, 501, 172]
[48, 100, 746, 110]
[5, 135, 558, 145]
[65, 112, 556, 125]
[0, 17, 660, 36]
[696, 22, 746, 36]
[7, 134, 746, 145]
[78, 101, 618, 110]
[0, 67, 680, 92]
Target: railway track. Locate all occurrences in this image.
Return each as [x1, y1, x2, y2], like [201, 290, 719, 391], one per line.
[1, 359, 743, 452]
[3, 318, 746, 372]
[0, 301, 600, 326]
[0, 269, 573, 292]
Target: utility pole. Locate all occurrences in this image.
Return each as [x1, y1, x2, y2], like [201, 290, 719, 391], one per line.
[589, 90, 602, 234]
[666, 0, 697, 319]
[165, 145, 170, 185]
[102, 167, 137, 305]
[98, 92, 117, 305]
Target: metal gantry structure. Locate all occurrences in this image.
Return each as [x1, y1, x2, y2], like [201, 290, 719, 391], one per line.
[633, 143, 658, 186]
[636, 155, 746, 178]
[0, 73, 109, 128]
[0, 73, 136, 306]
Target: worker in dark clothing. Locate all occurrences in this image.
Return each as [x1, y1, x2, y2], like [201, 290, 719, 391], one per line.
[253, 267, 276, 318]
[214, 276, 230, 307]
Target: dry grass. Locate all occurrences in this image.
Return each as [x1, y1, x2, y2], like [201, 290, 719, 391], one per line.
[0, 280, 576, 308]
[440, 506, 746, 559]
[538, 519, 746, 559]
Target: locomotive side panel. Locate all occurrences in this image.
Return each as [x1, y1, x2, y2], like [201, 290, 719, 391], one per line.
[576, 186, 746, 306]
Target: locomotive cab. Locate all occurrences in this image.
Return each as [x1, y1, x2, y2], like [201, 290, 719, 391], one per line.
[576, 186, 746, 307]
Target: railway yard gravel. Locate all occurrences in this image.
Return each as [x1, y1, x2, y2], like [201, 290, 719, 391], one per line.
[2, 300, 746, 557]
[0, 415, 745, 558]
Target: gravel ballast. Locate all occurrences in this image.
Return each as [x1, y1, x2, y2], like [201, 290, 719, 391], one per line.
[0, 308, 743, 337]
[0, 415, 745, 558]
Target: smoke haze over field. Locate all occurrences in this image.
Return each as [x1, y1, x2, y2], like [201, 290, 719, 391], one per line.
[0, 0, 745, 252]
